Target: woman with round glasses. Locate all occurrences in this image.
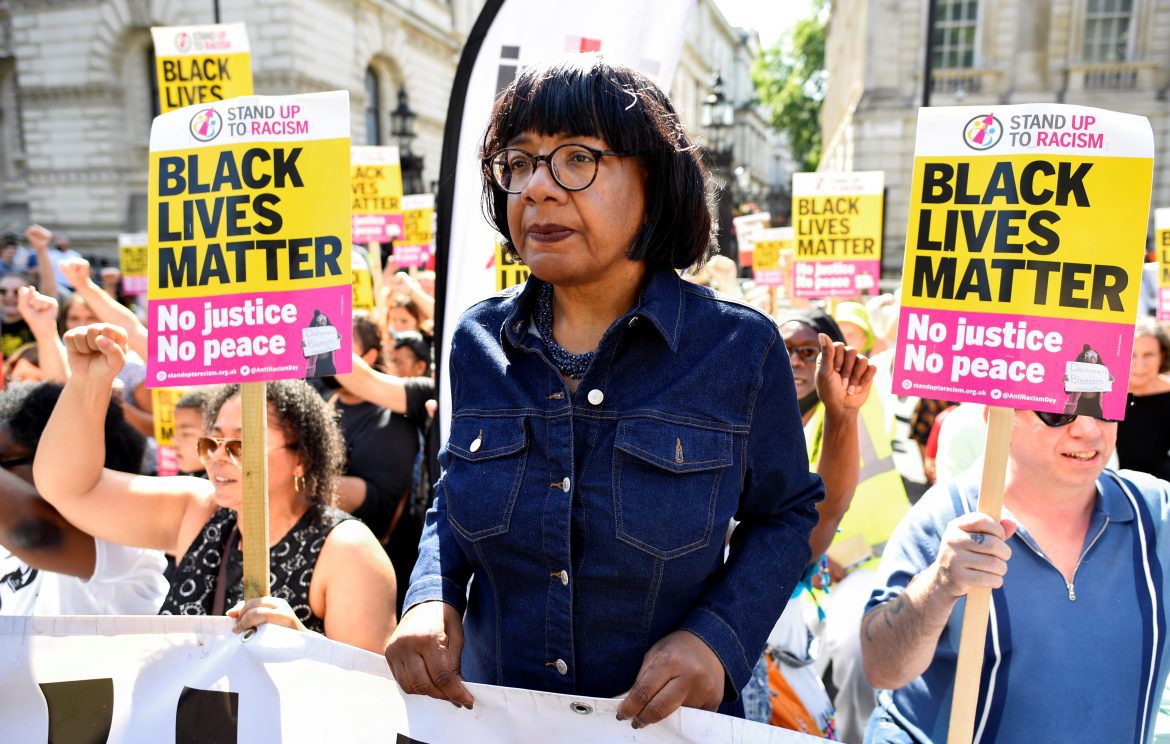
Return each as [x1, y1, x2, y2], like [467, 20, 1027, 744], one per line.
[33, 324, 398, 652]
[386, 58, 825, 728]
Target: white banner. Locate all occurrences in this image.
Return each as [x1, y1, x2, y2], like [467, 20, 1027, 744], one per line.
[0, 617, 824, 743]
[437, 0, 695, 441]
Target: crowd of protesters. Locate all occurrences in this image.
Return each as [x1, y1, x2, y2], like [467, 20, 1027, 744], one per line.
[6, 63, 1170, 744]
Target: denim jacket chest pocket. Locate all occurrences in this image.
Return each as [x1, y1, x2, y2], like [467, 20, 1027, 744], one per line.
[443, 416, 528, 541]
[612, 418, 734, 559]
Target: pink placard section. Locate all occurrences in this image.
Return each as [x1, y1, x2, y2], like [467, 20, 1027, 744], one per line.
[793, 259, 879, 298]
[122, 276, 149, 296]
[892, 306, 1131, 420]
[1159, 288, 1170, 322]
[753, 269, 783, 287]
[147, 285, 352, 388]
[157, 445, 179, 477]
[351, 214, 404, 244]
[393, 243, 432, 269]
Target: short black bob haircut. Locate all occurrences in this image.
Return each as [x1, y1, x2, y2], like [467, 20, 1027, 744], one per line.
[481, 58, 714, 272]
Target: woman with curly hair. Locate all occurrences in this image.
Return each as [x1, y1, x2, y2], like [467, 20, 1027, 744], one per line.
[33, 324, 397, 653]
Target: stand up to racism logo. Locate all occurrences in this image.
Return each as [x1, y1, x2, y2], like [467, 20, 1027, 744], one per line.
[963, 113, 1003, 150]
[189, 108, 223, 142]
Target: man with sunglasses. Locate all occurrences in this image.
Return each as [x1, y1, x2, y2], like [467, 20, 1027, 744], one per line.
[860, 407, 1170, 743]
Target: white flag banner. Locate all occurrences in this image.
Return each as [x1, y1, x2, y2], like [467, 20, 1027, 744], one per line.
[434, 0, 695, 441]
[0, 617, 824, 743]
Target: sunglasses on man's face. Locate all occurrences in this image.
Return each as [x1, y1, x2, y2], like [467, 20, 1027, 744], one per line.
[1033, 410, 1120, 428]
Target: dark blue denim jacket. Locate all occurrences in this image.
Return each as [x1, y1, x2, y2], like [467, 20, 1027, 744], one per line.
[403, 267, 823, 708]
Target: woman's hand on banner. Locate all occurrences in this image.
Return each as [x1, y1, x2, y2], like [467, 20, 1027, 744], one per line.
[616, 629, 725, 728]
[62, 324, 127, 385]
[384, 600, 475, 709]
[228, 596, 309, 635]
[815, 332, 876, 414]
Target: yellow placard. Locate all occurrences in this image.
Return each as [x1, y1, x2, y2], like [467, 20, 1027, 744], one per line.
[120, 245, 148, 277]
[496, 241, 531, 291]
[151, 388, 184, 446]
[754, 240, 782, 271]
[904, 154, 1151, 323]
[794, 193, 884, 261]
[403, 205, 433, 245]
[353, 268, 375, 311]
[152, 24, 253, 114]
[150, 138, 351, 299]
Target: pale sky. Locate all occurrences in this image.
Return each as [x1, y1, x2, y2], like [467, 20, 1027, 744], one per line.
[713, 0, 815, 48]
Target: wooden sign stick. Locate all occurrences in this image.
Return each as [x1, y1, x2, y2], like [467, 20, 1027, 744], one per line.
[240, 381, 270, 600]
[946, 405, 1014, 744]
[368, 241, 386, 323]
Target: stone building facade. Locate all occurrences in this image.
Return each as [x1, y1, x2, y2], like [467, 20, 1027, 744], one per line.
[0, 0, 786, 253]
[0, 0, 478, 249]
[821, 0, 1170, 277]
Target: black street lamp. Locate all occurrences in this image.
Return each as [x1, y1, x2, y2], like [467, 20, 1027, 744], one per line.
[701, 72, 737, 259]
[390, 86, 425, 195]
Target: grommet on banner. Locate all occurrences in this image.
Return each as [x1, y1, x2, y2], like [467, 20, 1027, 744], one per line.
[241, 628, 257, 642]
[569, 702, 593, 715]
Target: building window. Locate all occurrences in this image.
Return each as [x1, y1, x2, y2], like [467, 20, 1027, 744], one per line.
[931, 0, 979, 69]
[1083, 0, 1134, 62]
[365, 67, 382, 145]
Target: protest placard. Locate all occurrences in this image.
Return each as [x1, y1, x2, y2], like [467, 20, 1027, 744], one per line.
[147, 90, 352, 387]
[792, 171, 883, 298]
[394, 193, 435, 268]
[496, 240, 530, 291]
[752, 227, 793, 287]
[892, 103, 1153, 744]
[119, 232, 149, 295]
[733, 211, 771, 269]
[352, 246, 375, 312]
[1157, 208, 1170, 321]
[892, 105, 1152, 422]
[351, 146, 404, 244]
[151, 388, 184, 476]
[151, 23, 252, 114]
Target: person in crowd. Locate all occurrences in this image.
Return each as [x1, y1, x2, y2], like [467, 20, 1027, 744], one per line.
[0, 381, 167, 615]
[43, 233, 82, 291]
[932, 402, 988, 485]
[0, 234, 17, 275]
[4, 344, 43, 384]
[172, 389, 211, 476]
[15, 286, 68, 384]
[747, 309, 897, 741]
[58, 292, 99, 336]
[58, 258, 154, 437]
[1, 274, 36, 358]
[834, 301, 876, 355]
[385, 58, 824, 727]
[1117, 317, 1170, 480]
[387, 271, 435, 326]
[33, 324, 397, 653]
[385, 296, 427, 340]
[59, 257, 148, 359]
[331, 313, 423, 617]
[861, 407, 1170, 743]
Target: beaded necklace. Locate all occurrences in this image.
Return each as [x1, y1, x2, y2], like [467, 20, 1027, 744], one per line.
[535, 283, 595, 380]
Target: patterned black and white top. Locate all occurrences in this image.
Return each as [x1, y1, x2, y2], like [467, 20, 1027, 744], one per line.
[159, 506, 350, 632]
